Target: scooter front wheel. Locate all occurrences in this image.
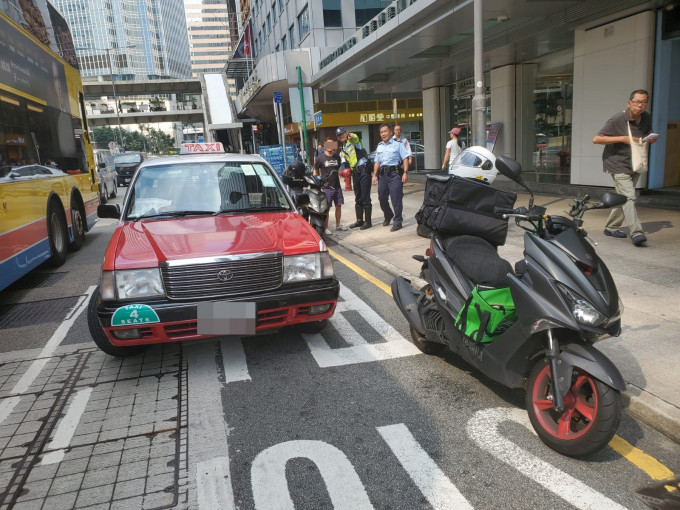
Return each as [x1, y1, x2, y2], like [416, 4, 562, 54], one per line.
[314, 224, 325, 238]
[526, 359, 621, 457]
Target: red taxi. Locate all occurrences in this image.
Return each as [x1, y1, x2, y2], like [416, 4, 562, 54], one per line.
[88, 143, 339, 356]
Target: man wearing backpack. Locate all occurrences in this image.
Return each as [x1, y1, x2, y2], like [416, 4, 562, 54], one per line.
[336, 127, 372, 229]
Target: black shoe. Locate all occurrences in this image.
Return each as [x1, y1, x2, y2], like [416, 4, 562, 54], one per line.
[382, 217, 393, 226]
[604, 229, 626, 238]
[349, 220, 364, 228]
[360, 222, 372, 230]
[632, 234, 647, 246]
[390, 224, 402, 232]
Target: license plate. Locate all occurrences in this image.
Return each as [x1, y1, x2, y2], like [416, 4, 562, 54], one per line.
[197, 301, 256, 336]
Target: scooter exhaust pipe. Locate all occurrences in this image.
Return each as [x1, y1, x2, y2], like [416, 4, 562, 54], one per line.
[391, 277, 428, 335]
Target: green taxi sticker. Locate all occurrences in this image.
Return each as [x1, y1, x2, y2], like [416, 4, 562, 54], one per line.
[111, 304, 160, 326]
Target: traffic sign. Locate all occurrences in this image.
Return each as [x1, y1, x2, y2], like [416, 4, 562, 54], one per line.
[314, 111, 322, 126]
[274, 92, 283, 103]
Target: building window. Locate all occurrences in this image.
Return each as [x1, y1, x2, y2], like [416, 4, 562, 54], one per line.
[323, 0, 342, 27]
[288, 24, 295, 48]
[281, 34, 287, 50]
[354, 0, 384, 27]
[297, 5, 309, 41]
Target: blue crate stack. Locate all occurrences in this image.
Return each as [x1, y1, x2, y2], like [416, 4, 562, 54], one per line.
[258, 144, 299, 175]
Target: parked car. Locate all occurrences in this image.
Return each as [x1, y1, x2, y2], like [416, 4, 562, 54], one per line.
[94, 149, 118, 202]
[114, 151, 145, 187]
[368, 142, 426, 170]
[89, 142, 340, 356]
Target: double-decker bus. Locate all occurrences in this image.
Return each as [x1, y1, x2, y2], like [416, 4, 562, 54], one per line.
[0, 0, 99, 292]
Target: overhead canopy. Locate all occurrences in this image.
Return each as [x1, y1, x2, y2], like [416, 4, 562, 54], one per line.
[83, 78, 202, 97]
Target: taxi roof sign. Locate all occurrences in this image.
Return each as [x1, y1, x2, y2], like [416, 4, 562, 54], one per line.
[180, 142, 225, 155]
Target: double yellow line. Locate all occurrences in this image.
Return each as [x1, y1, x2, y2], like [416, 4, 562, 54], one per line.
[329, 247, 676, 482]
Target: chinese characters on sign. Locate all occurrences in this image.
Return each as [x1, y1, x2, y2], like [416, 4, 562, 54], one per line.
[358, 112, 423, 123]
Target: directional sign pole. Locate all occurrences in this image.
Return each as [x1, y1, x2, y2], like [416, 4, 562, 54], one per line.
[296, 66, 310, 166]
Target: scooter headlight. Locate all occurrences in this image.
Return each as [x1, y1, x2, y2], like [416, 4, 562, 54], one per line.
[557, 283, 606, 327]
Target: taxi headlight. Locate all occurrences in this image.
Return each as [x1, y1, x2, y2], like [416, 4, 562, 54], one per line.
[283, 252, 334, 283]
[107, 269, 165, 300]
[557, 283, 605, 327]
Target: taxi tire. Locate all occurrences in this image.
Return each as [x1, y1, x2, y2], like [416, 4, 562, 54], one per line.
[46, 200, 68, 267]
[88, 288, 144, 358]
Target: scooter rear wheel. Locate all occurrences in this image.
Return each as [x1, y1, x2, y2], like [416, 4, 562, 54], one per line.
[526, 359, 621, 457]
[408, 284, 445, 355]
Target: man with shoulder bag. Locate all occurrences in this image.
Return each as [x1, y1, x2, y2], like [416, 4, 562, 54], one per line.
[593, 89, 658, 247]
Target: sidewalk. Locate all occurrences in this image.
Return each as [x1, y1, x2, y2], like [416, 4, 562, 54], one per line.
[327, 175, 680, 444]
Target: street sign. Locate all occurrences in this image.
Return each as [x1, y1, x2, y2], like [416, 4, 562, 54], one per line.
[289, 87, 314, 123]
[274, 91, 283, 103]
[314, 111, 322, 126]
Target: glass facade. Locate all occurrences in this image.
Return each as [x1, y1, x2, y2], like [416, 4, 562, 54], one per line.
[297, 5, 309, 42]
[354, 0, 384, 27]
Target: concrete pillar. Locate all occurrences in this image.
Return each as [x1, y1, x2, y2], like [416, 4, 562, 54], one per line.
[515, 63, 537, 174]
[490, 65, 516, 159]
[423, 87, 447, 170]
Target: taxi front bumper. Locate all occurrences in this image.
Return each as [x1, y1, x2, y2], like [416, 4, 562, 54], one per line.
[96, 278, 340, 346]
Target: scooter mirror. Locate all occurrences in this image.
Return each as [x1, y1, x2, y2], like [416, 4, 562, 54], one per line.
[495, 155, 522, 181]
[597, 192, 627, 209]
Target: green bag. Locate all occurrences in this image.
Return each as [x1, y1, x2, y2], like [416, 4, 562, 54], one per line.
[455, 286, 516, 343]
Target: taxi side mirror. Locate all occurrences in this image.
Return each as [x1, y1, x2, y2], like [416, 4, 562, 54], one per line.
[98, 203, 121, 219]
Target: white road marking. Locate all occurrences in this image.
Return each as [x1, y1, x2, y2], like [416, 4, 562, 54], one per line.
[303, 283, 421, 367]
[251, 439, 374, 510]
[378, 423, 474, 510]
[466, 407, 628, 510]
[11, 286, 95, 395]
[189, 341, 236, 509]
[220, 337, 251, 384]
[197, 457, 236, 510]
[0, 397, 21, 426]
[41, 387, 93, 465]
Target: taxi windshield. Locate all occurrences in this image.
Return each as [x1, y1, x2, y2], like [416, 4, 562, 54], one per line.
[125, 162, 291, 220]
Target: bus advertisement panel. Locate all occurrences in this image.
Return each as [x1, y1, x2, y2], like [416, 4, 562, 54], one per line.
[0, 1, 99, 292]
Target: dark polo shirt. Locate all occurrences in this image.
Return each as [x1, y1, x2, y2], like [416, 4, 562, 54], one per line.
[597, 110, 652, 174]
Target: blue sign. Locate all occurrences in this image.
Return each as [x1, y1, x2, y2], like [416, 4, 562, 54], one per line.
[314, 111, 322, 126]
[198, 138, 204, 143]
[274, 92, 283, 103]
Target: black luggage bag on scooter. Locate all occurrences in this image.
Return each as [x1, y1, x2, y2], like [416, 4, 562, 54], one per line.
[415, 174, 517, 246]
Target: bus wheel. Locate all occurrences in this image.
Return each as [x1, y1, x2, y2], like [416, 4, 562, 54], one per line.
[46, 201, 68, 267]
[69, 201, 86, 252]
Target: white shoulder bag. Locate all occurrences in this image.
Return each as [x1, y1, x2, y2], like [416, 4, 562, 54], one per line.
[627, 122, 649, 173]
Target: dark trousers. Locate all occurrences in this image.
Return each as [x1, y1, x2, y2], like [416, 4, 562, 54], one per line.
[378, 170, 403, 225]
[352, 165, 372, 206]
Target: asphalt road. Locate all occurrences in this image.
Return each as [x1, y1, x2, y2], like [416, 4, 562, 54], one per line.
[0, 186, 678, 509]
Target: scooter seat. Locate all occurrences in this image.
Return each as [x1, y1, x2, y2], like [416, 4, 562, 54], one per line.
[442, 235, 513, 287]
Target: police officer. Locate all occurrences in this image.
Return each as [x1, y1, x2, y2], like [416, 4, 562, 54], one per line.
[372, 123, 410, 232]
[336, 127, 372, 229]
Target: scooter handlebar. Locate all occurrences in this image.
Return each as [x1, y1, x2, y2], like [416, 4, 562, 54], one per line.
[494, 206, 518, 215]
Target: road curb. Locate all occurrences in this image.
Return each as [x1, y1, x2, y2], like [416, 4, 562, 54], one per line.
[331, 235, 680, 445]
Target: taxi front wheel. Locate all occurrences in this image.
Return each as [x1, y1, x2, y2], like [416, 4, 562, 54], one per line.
[87, 288, 144, 358]
[294, 319, 329, 334]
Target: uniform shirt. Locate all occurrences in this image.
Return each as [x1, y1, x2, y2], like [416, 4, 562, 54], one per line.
[313, 152, 342, 189]
[375, 137, 410, 167]
[597, 110, 652, 174]
[339, 133, 368, 170]
[394, 136, 412, 161]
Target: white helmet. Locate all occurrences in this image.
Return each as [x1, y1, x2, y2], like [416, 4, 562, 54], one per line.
[448, 146, 499, 183]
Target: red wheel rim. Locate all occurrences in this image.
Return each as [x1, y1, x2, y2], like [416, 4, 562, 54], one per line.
[531, 364, 598, 440]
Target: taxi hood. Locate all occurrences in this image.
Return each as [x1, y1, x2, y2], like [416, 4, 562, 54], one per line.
[106, 212, 321, 269]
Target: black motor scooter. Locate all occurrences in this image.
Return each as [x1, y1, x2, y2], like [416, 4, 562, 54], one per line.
[282, 162, 330, 238]
[392, 156, 628, 457]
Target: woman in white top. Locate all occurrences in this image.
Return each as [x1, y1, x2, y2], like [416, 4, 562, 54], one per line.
[441, 127, 465, 173]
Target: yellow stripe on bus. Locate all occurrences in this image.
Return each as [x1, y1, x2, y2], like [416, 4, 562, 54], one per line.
[0, 83, 47, 106]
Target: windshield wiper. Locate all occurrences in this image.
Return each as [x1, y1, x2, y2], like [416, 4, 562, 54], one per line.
[216, 206, 289, 214]
[130, 210, 217, 221]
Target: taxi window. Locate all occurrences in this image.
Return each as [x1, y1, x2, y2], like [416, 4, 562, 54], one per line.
[125, 162, 291, 219]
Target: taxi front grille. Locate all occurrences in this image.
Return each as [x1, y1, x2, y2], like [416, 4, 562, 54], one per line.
[161, 253, 283, 300]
